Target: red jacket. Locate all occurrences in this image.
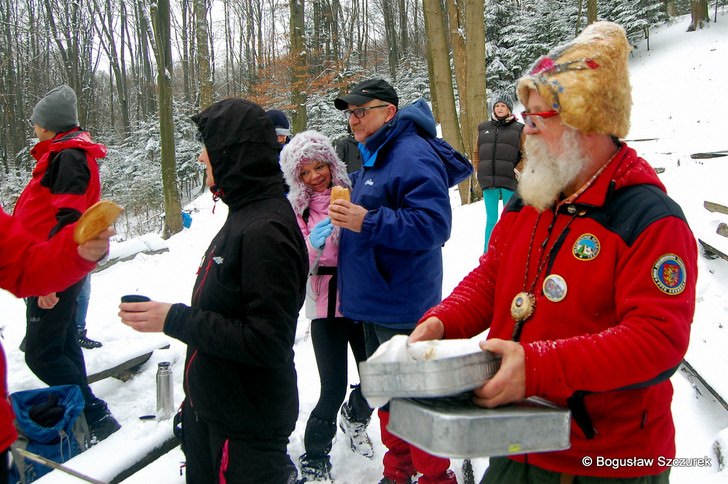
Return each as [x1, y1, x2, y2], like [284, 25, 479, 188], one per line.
[0, 210, 98, 451]
[14, 128, 104, 240]
[422, 143, 697, 478]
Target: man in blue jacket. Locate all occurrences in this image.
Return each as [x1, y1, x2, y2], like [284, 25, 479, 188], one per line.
[329, 79, 471, 484]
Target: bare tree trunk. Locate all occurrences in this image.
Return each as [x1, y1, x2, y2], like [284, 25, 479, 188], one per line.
[91, 0, 131, 135]
[180, 0, 193, 103]
[587, 0, 597, 25]
[423, 0, 463, 153]
[381, 0, 399, 79]
[150, 0, 183, 238]
[665, 0, 676, 17]
[461, 0, 486, 203]
[290, 0, 308, 132]
[575, 0, 583, 34]
[195, 0, 213, 108]
[398, 0, 408, 57]
[687, 0, 709, 31]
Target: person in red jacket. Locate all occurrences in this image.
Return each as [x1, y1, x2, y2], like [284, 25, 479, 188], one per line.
[13, 84, 120, 443]
[411, 22, 696, 483]
[0, 211, 112, 483]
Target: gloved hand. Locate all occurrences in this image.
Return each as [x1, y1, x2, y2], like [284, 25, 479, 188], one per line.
[309, 217, 333, 250]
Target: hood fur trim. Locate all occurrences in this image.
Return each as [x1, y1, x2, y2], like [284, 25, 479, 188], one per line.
[280, 130, 351, 215]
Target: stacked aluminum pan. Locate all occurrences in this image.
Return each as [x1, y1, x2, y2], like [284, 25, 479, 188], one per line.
[359, 348, 571, 458]
[359, 350, 501, 401]
[388, 396, 571, 458]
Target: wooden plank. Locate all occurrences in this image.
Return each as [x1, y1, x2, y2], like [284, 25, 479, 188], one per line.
[698, 239, 728, 263]
[691, 151, 728, 159]
[718, 223, 728, 238]
[679, 360, 728, 414]
[704, 200, 728, 215]
[109, 436, 179, 484]
[87, 344, 170, 384]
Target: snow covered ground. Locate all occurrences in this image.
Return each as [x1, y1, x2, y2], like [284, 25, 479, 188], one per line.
[2, 11, 727, 483]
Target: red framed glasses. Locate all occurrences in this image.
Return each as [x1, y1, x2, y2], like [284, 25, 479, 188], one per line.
[522, 110, 559, 129]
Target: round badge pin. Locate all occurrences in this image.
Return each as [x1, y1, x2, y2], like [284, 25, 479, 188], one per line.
[542, 274, 567, 302]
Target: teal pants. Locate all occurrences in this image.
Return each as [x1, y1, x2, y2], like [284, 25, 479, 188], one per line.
[481, 457, 671, 484]
[483, 187, 514, 252]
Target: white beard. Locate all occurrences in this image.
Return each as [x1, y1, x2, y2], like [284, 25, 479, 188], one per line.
[518, 128, 587, 212]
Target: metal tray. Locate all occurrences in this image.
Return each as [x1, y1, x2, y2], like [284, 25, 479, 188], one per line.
[388, 396, 571, 458]
[359, 350, 501, 401]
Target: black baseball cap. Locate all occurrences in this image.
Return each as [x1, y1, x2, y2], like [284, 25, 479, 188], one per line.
[334, 79, 399, 110]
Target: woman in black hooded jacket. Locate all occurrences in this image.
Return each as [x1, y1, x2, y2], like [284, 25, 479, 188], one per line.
[119, 98, 308, 484]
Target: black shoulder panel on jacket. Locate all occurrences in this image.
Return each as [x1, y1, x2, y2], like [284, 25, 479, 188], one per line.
[40, 148, 91, 195]
[584, 184, 688, 247]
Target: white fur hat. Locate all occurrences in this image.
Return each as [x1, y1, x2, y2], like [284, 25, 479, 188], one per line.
[516, 21, 632, 138]
[279, 130, 351, 216]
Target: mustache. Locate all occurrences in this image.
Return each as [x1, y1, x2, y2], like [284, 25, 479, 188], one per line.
[518, 129, 586, 211]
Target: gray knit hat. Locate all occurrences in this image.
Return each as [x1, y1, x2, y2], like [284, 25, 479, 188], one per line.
[493, 95, 513, 113]
[31, 85, 79, 133]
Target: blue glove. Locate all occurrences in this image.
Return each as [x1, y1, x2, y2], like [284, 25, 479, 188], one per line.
[309, 217, 333, 250]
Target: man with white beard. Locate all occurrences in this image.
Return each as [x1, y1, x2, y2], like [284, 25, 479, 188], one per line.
[410, 22, 697, 483]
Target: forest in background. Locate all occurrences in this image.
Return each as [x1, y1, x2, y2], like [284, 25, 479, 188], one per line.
[0, 0, 718, 238]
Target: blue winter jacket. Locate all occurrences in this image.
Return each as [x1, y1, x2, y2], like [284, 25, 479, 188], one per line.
[338, 99, 472, 327]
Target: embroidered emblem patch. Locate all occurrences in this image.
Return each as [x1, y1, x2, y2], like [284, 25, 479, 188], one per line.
[652, 254, 687, 295]
[573, 234, 600, 260]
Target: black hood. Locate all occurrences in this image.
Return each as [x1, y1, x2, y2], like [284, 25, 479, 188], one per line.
[191, 98, 284, 210]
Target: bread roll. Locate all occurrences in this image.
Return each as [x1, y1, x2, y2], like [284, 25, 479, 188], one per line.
[330, 186, 350, 203]
[73, 200, 123, 244]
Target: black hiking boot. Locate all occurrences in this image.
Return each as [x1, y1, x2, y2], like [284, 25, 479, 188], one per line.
[89, 413, 120, 444]
[78, 329, 103, 349]
[298, 454, 332, 483]
[86, 400, 121, 444]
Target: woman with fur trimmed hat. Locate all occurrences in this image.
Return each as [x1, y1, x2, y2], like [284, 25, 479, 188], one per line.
[474, 95, 525, 252]
[280, 130, 374, 482]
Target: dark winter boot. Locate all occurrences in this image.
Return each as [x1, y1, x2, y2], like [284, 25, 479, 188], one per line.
[78, 329, 103, 349]
[339, 401, 374, 458]
[85, 399, 121, 444]
[298, 453, 333, 483]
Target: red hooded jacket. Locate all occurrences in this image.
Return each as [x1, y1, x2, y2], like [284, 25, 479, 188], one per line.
[14, 128, 105, 240]
[422, 143, 697, 478]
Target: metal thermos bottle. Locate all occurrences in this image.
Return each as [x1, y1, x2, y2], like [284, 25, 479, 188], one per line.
[156, 361, 174, 419]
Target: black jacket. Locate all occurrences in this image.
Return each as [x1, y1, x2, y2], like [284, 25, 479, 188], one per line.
[476, 117, 524, 191]
[334, 133, 362, 174]
[164, 99, 308, 436]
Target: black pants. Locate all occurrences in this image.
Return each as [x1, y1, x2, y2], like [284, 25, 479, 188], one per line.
[0, 449, 8, 483]
[24, 278, 104, 420]
[182, 399, 297, 484]
[309, 317, 372, 423]
[362, 322, 415, 412]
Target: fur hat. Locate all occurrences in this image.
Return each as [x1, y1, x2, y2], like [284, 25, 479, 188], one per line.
[516, 21, 632, 138]
[279, 130, 351, 216]
[31, 85, 79, 133]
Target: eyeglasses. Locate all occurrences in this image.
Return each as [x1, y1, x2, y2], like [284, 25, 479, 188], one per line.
[521, 110, 560, 129]
[343, 104, 389, 119]
[27, 119, 35, 129]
